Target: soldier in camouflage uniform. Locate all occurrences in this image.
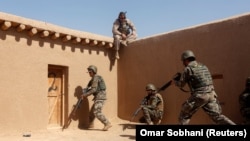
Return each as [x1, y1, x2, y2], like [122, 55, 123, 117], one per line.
[112, 11, 137, 59]
[239, 77, 250, 124]
[174, 50, 235, 125]
[81, 65, 112, 131]
[141, 83, 164, 125]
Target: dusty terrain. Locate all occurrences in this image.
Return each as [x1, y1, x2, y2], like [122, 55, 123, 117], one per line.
[0, 119, 138, 141]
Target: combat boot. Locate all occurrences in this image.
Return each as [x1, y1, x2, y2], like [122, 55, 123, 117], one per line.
[121, 40, 127, 46]
[115, 51, 119, 59]
[103, 123, 112, 131]
[148, 121, 153, 125]
[154, 119, 161, 125]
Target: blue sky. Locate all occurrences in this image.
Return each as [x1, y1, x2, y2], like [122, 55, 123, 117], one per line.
[0, 1, 249, 39]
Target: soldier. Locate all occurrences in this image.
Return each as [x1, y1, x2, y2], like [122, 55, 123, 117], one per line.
[173, 50, 235, 125]
[140, 83, 164, 125]
[239, 77, 250, 124]
[112, 11, 137, 59]
[81, 65, 112, 131]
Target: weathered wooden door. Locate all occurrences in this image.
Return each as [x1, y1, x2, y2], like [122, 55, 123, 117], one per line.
[48, 66, 65, 129]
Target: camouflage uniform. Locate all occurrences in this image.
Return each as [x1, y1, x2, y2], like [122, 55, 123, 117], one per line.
[175, 50, 235, 125]
[112, 12, 137, 59]
[141, 84, 164, 125]
[83, 65, 111, 131]
[239, 77, 250, 124]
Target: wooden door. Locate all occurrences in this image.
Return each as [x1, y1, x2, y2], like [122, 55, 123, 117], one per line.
[48, 67, 64, 128]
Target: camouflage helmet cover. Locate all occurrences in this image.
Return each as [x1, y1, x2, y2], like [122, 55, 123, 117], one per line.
[181, 50, 195, 61]
[87, 65, 97, 74]
[146, 83, 157, 91]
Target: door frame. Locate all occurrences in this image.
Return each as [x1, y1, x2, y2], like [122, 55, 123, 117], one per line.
[48, 64, 68, 129]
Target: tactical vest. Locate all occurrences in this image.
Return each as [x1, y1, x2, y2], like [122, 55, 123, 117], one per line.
[118, 20, 130, 35]
[146, 93, 164, 111]
[96, 75, 106, 91]
[187, 63, 213, 90]
[87, 75, 106, 91]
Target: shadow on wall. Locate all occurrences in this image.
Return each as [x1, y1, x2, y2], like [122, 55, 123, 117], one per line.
[64, 86, 90, 129]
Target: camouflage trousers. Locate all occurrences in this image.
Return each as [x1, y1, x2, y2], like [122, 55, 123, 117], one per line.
[141, 107, 163, 125]
[113, 34, 137, 51]
[179, 91, 236, 125]
[89, 100, 110, 125]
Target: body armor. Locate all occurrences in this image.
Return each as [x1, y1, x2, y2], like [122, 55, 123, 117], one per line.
[187, 63, 213, 90]
[118, 21, 130, 35]
[97, 75, 106, 91]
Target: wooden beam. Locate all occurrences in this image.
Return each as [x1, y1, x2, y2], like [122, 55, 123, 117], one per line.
[28, 27, 38, 36]
[72, 37, 81, 44]
[40, 30, 50, 38]
[90, 40, 98, 46]
[98, 41, 106, 47]
[62, 35, 72, 42]
[81, 38, 90, 45]
[107, 42, 113, 48]
[1, 21, 11, 30]
[16, 24, 26, 32]
[51, 32, 60, 40]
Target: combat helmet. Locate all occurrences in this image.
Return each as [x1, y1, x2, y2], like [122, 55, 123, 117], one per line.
[146, 83, 157, 91]
[181, 50, 195, 61]
[87, 65, 97, 74]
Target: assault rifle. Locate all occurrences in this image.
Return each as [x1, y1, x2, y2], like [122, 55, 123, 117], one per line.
[62, 98, 83, 131]
[129, 97, 148, 122]
[72, 99, 83, 115]
[62, 88, 87, 131]
[157, 72, 181, 93]
[123, 97, 148, 131]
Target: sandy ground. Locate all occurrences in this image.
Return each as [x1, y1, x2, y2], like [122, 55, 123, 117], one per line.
[0, 119, 138, 141]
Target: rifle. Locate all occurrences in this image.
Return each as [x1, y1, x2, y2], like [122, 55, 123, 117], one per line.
[62, 88, 87, 131]
[157, 72, 181, 92]
[72, 99, 83, 115]
[129, 97, 148, 122]
[62, 98, 83, 131]
[123, 97, 147, 131]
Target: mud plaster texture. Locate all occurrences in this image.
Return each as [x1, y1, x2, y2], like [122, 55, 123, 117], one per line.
[0, 119, 139, 141]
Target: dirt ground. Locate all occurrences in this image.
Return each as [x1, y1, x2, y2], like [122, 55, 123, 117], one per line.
[0, 119, 138, 141]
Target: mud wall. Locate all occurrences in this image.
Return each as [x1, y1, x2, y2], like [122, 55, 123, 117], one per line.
[0, 12, 117, 133]
[0, 12, 250, 134]
[118, 13, 250, 125]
